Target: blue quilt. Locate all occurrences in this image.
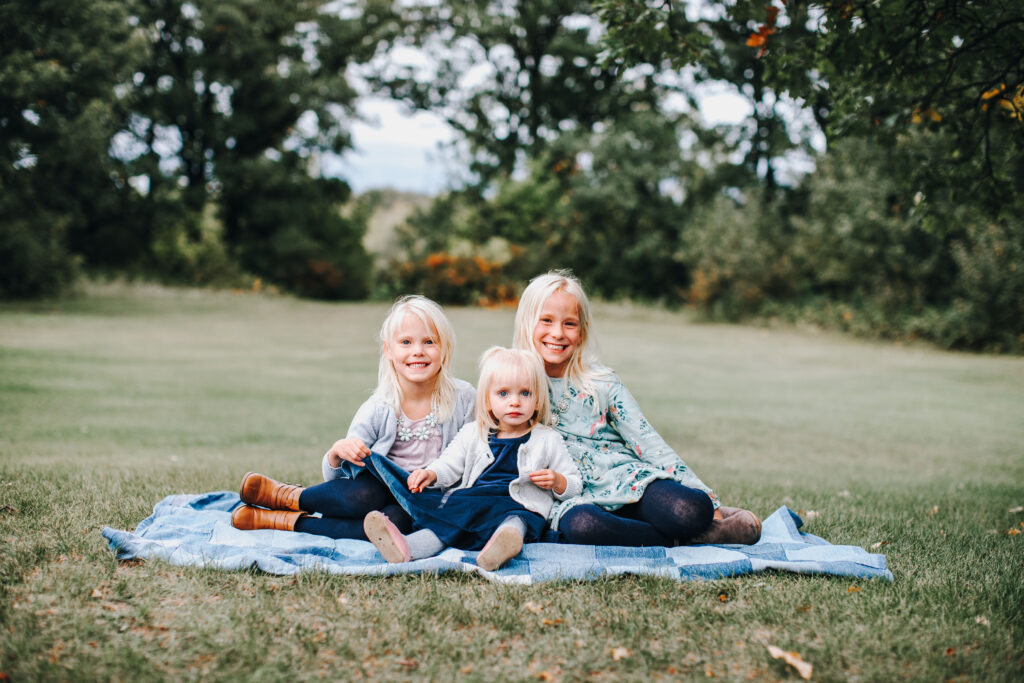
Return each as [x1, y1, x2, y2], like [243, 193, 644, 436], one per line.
[101, 493, 893, 584]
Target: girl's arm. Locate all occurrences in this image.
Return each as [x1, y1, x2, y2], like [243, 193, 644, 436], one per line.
[425, 423, 475, 488]
[528, 431, 582, 500]
[607, 379, 718, 505]
[321, 399, 381, 480]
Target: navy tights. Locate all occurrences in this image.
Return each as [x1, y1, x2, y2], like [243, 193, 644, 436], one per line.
[559, 479, 714, 547]
[293, 475, 412, 540]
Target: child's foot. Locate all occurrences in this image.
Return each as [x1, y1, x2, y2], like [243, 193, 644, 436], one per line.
[691, 508, 762, 545]
[363, 511, 412, 563]
[475, 525, 524, 571]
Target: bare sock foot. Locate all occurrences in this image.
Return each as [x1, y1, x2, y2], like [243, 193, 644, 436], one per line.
[476, 525, 524, 571]
[363, 511, 412, 563]
[692, 509, 762, 545]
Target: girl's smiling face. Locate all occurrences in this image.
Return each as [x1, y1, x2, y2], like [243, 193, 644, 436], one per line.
[532, 290, 581, 378]
[385, 314, 442, 388]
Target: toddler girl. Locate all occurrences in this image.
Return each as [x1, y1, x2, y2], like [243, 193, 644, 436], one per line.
[231, 295, 476, 539]
[362, 347, 581, 571]
[512, 270, 761, 546]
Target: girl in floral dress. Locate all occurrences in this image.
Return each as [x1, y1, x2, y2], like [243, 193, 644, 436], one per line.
[512, 271, 761, 546]
[230, 295, 476, 539]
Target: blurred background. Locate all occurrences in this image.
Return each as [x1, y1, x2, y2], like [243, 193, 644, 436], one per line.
[2, 0, 1022, 351]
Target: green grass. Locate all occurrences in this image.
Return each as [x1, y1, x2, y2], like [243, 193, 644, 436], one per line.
[2, 282, 1022, 681]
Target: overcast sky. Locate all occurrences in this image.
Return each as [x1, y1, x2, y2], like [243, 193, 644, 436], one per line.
[327, 84, 820, 196]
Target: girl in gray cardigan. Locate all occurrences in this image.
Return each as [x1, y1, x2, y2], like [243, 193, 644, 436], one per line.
[231, 295, 476, 539]
[363, 347, 581, 571]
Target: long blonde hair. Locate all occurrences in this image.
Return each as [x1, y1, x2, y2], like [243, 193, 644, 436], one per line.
[512, 270, 610, 404]
[373, 295, 458, 421]
[474, 346, 552, 439]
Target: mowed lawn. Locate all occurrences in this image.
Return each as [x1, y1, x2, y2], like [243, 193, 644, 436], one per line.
[1, 283, 1022, 681]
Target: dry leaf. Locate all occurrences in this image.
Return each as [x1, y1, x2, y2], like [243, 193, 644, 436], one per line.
[610, 646, 632, 661]
[538, 671, 558, 681]
[945, 647, 955, 656]
[869, 541, 888, 550]
[928, 505, 939, 515]
[395, 658, 418, 669]
[767, 645, 813, 680]
[522, 601, 544, 614]
[541, 618, 563, 626]
[1008, 506, 1023, 513]
[90, 588, 103, 599]
[847, 586, 861, 593]
[975, 616, 990, 627]
[1007, 528, 1020, 536]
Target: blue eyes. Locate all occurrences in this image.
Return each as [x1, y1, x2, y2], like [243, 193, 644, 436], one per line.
[496, 390, 531, 398]
[399, 339, 435, 345]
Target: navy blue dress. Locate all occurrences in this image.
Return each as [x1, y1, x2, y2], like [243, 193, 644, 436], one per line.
[364, 433, 547, 550]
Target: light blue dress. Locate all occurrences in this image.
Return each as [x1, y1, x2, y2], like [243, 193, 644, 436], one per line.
[547, 373, 718, 527]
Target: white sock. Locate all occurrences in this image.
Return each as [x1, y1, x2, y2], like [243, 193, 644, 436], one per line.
[406, 529, 444, 560]
[497, 515, 527, 536]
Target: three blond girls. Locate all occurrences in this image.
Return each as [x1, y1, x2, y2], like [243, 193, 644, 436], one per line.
[363, 347, 581, 570]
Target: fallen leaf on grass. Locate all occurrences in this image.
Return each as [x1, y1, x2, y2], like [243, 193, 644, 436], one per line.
[1008, 529, 1021, 536]
[610, 646, 632, 661]
[945, 647, 955, 656]
[90, 588, 104, 599]
[522, 600, 544, 614]
[1008, 506, 1023, 513]
[975, 616, 990, 627]
[395, 658, 418, 669]
[928, 505, 939, 515]
[869, 541, 888, 550]
[847, 586, 861, 593]
[767, 645, 813, 680]
[541, 618, 564, 627]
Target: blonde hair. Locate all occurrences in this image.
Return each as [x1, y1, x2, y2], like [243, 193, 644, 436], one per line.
[475, 346, 552, 439]
[512, 270, 610, 402]
[373, 295, 458, 421]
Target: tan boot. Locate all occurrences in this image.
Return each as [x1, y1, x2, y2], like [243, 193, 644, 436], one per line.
[239, 472, 305, 511]
[231, 505, 305, 531]
[692, 508, 762, 545]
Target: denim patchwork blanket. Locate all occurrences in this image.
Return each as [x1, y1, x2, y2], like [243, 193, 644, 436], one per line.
[101, 493, 893, 584]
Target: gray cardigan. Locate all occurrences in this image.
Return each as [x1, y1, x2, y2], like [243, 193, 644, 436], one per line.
[321, 378, 477, 480]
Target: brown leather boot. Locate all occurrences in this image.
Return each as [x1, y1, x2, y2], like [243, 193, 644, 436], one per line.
[231, 505, 305, 531]
[239, 472, 305, 511]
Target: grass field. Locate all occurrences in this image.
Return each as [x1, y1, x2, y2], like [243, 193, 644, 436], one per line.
[1, 282, 1022, 681]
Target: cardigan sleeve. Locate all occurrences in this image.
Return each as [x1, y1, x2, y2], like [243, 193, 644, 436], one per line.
[426, 423, 476, 489]
[546, 432, 582, 501]
[321, 397, 382, 481]
[605, 378, 718, 506]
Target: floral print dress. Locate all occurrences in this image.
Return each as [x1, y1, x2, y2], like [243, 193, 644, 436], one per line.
[547, 374, 718, 528]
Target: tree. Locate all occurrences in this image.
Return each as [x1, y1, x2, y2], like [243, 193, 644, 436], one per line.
[597, 0, 1024, 214]
[366, 0, 662, 189]
[112, 0, 393, 296]
[0, 0, 144, 295]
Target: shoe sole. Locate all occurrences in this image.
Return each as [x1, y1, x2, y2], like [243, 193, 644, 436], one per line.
[476, 525, 523, 571]
[363, 511, 410, 563]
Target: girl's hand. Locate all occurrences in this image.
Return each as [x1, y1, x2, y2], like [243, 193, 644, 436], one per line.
[529, 469, 567, 495]
[327, 438, 371, 468]
[408, 469, 437, 493]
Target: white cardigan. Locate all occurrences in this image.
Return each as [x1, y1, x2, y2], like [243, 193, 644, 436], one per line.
[426, 422, 582, 525]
